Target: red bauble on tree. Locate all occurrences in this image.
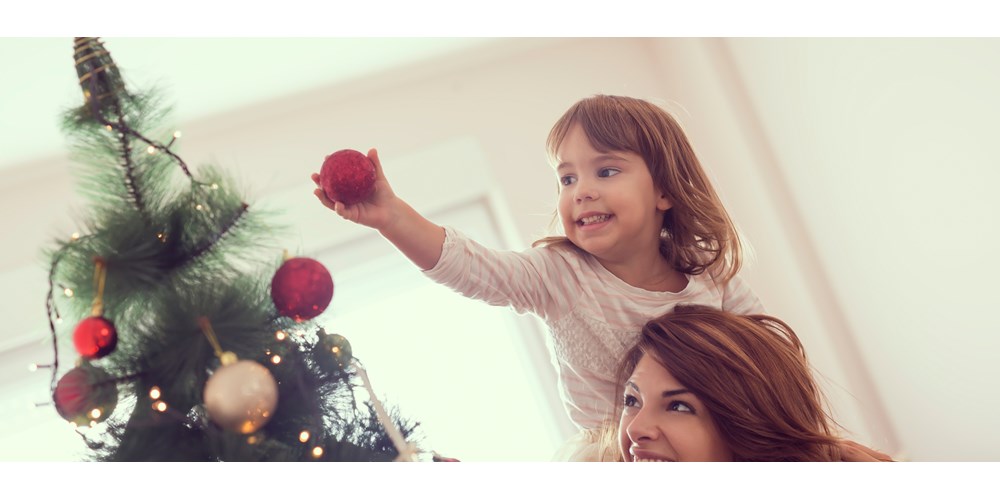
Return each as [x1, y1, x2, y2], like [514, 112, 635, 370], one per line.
[73, 316, 118, 359]
[271, 257, 334, 322]
[319, 149, 376, 205]
[53, 364, 118, 427]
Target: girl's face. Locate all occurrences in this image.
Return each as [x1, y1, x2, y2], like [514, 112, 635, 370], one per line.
[619, 353, 733, 462]
[554, 124, 671, 263]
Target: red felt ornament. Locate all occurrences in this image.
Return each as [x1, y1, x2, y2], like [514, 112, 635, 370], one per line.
[319, 149, 376, 205]
[53, 364, 118, 427]
[73, 316, 118, 359]
[271, 257, 334, 322]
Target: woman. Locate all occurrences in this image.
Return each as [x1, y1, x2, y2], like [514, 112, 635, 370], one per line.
[613, 305, 892, 461]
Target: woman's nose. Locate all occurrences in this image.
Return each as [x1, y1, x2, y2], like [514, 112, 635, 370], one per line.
[625, 407, 659, 443]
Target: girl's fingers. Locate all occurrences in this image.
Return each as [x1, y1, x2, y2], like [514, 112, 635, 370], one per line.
[368, 148, 386, 182]
[313, 188, 336, 210]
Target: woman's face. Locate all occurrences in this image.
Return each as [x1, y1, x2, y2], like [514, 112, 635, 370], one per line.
[619, 353, 733, 462]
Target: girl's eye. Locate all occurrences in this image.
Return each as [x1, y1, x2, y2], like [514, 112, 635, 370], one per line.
[598, 168, 620, 178]
[560, 175, 576, 186]
[624, 394, 639, 408]
[668, 401, 694, 413]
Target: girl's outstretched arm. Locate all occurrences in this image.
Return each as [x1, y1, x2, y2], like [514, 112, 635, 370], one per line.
[312, 148, 445, 270]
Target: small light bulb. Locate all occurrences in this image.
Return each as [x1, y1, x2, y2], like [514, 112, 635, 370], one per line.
[271, 355, 281, 364]
[149, 386, 161, 399]
[195, 204, 203, 211]
[105, 125, 113, 131]
[331, 346, 340, 354]
[56, 317, 63, 324]
[153, 401, 167, 412]
[90, 408, 102, 419]
[299, 430, 310, 443]
[312, 446, 323, 458]
[247, 435, 259, 445]
[173, 130, 182, 138]
[63, 288, 74, 297]
[275, 331, 287, 341]
[211, 183, 219, 190]
[147, 146, 156, 154]
[70, 232, 80, 240]
[27, 363, 37, 372]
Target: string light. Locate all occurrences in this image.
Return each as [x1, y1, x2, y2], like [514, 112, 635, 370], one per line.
[89, 408, 102, 419]
[27, 364, 37, 372]
[275, 330, 287, 341]
[299, 430, 310, 443]
[63, 288, 74, 298]
[153, 401, 167, 412]
[149, 386, 161, 399]
[70, 232, 80, 241]
[195, 204, 203, 211]
[146, 146, 157, 155]
[173, 131, 182, 139]
[311, 446, 323, 458]
[247, 435, 259, 445]
[270, 355, 281, 365]
[210, 183, 219, 190]
[105, 125, 113, 131]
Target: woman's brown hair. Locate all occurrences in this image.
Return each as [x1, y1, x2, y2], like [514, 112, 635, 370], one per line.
[535, 95, 744, 282]
[610, 304, 843, 461]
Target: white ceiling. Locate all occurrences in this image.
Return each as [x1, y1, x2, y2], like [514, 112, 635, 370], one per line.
[0, 37, 500, 171]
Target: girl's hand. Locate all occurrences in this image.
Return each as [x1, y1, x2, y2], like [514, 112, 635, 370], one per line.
[312, 148, 398, 231]
[839, 439, 894, 462]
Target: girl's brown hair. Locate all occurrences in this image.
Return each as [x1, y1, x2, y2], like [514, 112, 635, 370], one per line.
[535, 95, 743, 282]
[609, 305, 843, 461]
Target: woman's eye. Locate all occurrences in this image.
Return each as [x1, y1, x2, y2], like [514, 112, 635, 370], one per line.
[598, 168, 620, 178]
[624, 394, 639, 408]
[668, 401, 694, 413]
[560, 175, 576, 186]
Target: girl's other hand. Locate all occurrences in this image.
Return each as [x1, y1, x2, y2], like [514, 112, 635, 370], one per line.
[839, 439, 894, 462]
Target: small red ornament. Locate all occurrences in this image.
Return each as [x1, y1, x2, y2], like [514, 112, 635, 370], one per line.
[53, 365, 118, 427]
[271, 257, 334, 322]
[73, 316, 118, 359]
[319, 149, 376, 205]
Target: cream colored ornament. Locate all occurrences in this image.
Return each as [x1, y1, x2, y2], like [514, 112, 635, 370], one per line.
[203, 355, 279, 434]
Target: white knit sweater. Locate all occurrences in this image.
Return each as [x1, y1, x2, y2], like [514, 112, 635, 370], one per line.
[424, 226, 765, 430]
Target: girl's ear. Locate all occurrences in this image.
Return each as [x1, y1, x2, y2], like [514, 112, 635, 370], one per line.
[656, 192, 672, 212]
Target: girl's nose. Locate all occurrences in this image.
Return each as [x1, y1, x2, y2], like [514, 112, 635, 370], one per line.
[574, 180, 598, 202]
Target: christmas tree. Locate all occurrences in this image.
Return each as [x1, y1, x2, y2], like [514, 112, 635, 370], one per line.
[41, 37, 420, 461]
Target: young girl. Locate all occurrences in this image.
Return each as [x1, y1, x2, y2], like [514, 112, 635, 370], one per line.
[614, 305, 892, 461]
[311, 94, 764, 460]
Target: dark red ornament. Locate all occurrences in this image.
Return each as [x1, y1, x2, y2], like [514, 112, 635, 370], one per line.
[319, 149, 376, 205]
[73, 316, 118, 359]
[271, 257, 334, 322]
[53, 364, 118, 427]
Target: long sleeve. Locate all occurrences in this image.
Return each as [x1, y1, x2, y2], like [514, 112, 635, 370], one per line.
[422, 226, 575, 321]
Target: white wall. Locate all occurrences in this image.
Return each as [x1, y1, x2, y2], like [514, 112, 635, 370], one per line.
[2, 38, 996, 460]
